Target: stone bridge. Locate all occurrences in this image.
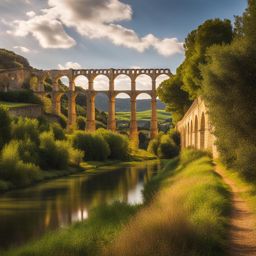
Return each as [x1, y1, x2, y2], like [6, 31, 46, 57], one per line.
[0, 68, 172, 139]
[176, 97, 218, 158]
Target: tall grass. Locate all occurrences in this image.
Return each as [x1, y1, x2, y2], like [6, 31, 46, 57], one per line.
[105, 150, 231, 256]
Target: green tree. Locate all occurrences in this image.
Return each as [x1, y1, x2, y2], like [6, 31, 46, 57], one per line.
[0, 106, 11, 149]
[201, 1, 256, 178]
[182, 19, 233, 98]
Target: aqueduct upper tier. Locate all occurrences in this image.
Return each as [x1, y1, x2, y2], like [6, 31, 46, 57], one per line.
[0, 68, 172, 140]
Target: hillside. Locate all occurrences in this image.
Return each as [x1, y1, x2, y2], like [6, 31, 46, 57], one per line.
[0, 49, 31, 69]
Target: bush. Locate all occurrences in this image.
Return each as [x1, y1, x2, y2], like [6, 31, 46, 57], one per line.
[0, 90, 42, 104]
[72, 131, 110, 161]
[56, 140, 84, 166]
[12, 117, 39, 143]
[39, 132, 69, 170]
[77, 116, 86, 130]
[58, 114, 67, 129]
[17, 139, 39, 165]
[157, 134, 179, 159]
[0, 140, 40, 186]
[51, 123, 66, 140]
[96, 129, 129, 160]
[0, 106, 11, 149]
[147, 132, 180, 159]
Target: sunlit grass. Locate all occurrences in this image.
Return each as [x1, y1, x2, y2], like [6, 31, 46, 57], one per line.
[116, 109, 170, 122]
[104, 150, 231, 256]
[0, 101, 33, 108]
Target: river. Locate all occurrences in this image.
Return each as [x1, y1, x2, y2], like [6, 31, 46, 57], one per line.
[0, 160, 161, 251]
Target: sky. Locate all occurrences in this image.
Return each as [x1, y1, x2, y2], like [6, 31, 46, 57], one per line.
[0, 0, 247, 95]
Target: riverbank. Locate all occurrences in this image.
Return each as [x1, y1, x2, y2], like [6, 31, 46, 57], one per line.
[3, 150, 231, 256]
[0, 149, 156, 194]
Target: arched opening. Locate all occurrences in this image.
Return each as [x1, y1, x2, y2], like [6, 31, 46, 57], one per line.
[74, 75, 88, 90]
[200, 113, 206, 150]
[115, 74, 131, 91]
[135, 74, 152, 90]
[190, 120, 193, 147]
[115, 93, 130, 134]
[194, 116, 198, 149]
[136, 93, 152, 147]
[156, 74, 169, 89]
[95, 92, 108, 129]
[58, 76, 69, 92]
[93, 75, 109, 91]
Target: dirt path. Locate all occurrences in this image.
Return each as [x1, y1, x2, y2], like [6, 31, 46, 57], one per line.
[215, 168, 256, 256]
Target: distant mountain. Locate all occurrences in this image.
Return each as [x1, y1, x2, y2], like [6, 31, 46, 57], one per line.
[0, 49, 31, 69]
[95, 94, 165, 112]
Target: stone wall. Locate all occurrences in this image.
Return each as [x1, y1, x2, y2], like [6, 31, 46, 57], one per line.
[8, 105, 43, 119]
[176, 97, 219, 158]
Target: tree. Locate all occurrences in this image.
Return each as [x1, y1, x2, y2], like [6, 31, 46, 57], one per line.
[182, 19, 233, 98]
[157, 72, 191, 125]
[0, 107, 11, 149]
[201, 1, 256, 178]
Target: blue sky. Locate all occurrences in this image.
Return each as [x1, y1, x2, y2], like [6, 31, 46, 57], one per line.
[0, 0, 247, 72]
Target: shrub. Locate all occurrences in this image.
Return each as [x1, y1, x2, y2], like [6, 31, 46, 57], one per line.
[39, 132, 69, 170]
[0, 106, 11, 149]
[58, 114, 67, 129]
[157, 134, 179, 159]
[96, 129, 129, 160]
[11, 117, 39, 143]
[0, 140, 40, 186]
[56, 140, 84, 166]
[17, 139, 39, 165]
[72, 131, 110, 161]
[0, 90, 42, 104]
[77, 116, 86, 130]
[51, 123, 66, 140]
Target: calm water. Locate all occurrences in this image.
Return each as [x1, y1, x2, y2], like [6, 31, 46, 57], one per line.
[0, 160, 161, 251]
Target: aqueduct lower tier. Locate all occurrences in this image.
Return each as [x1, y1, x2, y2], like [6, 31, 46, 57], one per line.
[176, 97, 218, 158]
[0, 68, 172, 139]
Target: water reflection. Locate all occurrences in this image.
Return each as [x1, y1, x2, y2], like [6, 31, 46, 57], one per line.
[0, 160, 161, 250]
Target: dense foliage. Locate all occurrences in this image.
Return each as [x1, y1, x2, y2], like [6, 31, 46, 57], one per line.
[157, 19, 233, 125]
[0, 106, 11, 149]
[0, 49, 31, 69]
[201, 0, 256, 178]
[147, 130, 180, 159]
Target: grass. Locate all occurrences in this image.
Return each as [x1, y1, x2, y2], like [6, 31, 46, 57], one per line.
[116, 109, 170, 122]
[216, 161, 256, 215]
[3, 150, 231, 256]
[0, 101, 33, 108]
[3, 203, 139, 256]
[104, 150, 231, 256]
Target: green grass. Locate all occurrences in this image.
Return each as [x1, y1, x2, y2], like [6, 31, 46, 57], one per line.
[216, 161, 256, 215]
[3, 150, 231, 256]
[0, 101, 33, 108]
[105, 150, 231, 256]
[116, 109, 170, 122]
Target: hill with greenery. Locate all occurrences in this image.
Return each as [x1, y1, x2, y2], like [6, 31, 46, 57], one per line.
[0, 49, 31, 70]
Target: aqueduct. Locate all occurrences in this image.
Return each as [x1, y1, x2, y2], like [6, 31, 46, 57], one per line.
[0, 68, 172, 140]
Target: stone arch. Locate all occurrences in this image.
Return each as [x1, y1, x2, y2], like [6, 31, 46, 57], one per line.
[29, 75, 40, 92]
[93, 74, 109, 91]
[155, 74, 170, 89]
[115, 92, 131, 132]
[194, 115, 198, 149]
[135, 74, 152, 90]
[136, 92, 152, 100]
[200, 112, 206, 150]
[74, 75, 89, 90]
[114, 74, 131, 91]
[56, 75, 70, 92]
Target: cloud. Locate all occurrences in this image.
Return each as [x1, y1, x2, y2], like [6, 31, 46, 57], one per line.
[26, 11, 36, 17]
[8, 0, 184, 56]
[13, 45, 30, 53]
[58, 61, 82, 69]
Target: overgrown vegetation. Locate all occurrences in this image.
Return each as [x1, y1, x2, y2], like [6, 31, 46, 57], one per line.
[105, 150, 230, 256]
[202, 0, 256, 179]
[3, 150, 230, 256]
[147, 129, 180, 159]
